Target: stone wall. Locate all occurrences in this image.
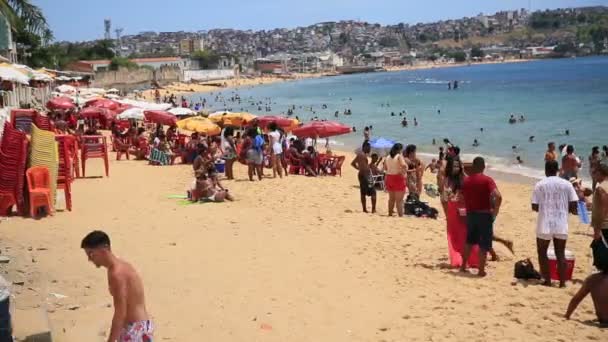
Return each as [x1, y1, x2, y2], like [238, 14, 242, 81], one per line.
[183, 69, 235, 82]
[91, 66, 182, 91]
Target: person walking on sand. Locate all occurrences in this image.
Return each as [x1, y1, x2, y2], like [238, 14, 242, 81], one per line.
[81, 231, 153, 342]
[384, 143, 407, 216]
[460, 157, 502, 277]
[532, 160, 578, 287]
[351, 141, 376, 213]
[545, 142, 558, 162]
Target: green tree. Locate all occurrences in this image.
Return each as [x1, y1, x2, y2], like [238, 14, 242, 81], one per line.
[448, 51, 466, 62]
[0, 0, 53, 41]
[192, 49, 219, 69]
[470, 46, 483, 58]
[109, 56, 138, 70]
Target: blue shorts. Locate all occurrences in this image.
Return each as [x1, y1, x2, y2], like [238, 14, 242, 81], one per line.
[466, 212, 493, 251]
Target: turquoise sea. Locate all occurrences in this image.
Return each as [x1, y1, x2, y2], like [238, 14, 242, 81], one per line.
[189, 56, 608, 180]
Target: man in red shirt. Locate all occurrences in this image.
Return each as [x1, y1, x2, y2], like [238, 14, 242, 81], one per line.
[460, 157, 503, 277]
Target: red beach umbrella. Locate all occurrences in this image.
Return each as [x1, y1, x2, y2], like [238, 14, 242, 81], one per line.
[292, 121, 351, 138]
[144, 110, 177, 126]
[252, 115, 299, 131]
[86, 98, 120, 111]
[46, 96, 75, 111]
[78, 106, 106, 119]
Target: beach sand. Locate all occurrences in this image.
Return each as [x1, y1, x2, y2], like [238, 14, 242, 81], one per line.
[140, 73, 323, 102]
[3, 150, 606, 341]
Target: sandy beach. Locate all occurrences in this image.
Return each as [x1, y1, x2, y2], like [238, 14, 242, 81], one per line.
[140, 73, 325, 102]
[4, 149, 606, 341]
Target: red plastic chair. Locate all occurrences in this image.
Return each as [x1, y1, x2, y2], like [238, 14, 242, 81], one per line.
[288, 155, 305, 175]
[328, 156, 346, 177]
[26, 166, 53, 218]
[113, 136, 131, 161]
[10, 109, 38, 134]
[81, 135, 109, 177]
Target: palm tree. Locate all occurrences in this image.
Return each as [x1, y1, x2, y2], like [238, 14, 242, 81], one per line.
[0, 0, 52, 42]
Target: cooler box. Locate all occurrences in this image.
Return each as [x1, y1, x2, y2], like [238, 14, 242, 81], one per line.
[547, 247, 575, 281]
[214, 161, 225, 173]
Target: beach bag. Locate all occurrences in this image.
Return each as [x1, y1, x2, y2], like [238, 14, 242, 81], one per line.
[591, 230, 608, 272]
[513, 258, 541, 280]
[404, 197, 439, 219]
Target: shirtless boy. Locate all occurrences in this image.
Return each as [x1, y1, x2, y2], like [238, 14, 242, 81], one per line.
[81, 231, 153, 342]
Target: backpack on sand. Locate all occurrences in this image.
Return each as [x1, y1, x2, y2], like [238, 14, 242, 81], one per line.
[513, 258, 542, 280]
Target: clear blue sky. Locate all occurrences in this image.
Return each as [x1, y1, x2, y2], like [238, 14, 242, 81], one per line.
[35, 0, 608, 42]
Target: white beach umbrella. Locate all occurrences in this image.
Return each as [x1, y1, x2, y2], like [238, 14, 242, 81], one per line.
[117, 107, 145, 120]
[107, 88, 120, 93]
[168, 107, 195, 116]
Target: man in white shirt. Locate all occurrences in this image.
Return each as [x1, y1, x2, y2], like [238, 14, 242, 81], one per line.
[532, 160, 578, 288]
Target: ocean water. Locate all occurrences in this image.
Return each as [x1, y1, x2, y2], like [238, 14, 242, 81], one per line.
[188, 56, 608, 180]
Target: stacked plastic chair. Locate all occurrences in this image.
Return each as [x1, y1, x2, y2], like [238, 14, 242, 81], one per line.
[0, 122, 28, 215]
[34, 114, 53, 131]
[10, 109, 38, 134]
[55, 135, 75, 211]
[81, 135, 109, 177]
[29, 125, 59, 210]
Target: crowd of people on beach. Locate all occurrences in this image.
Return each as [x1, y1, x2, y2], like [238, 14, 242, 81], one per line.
[349, 126, 608, 325]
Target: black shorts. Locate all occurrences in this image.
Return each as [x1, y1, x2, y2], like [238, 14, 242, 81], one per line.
[358, 173, 376, 197]
[466, 212, 493, 251]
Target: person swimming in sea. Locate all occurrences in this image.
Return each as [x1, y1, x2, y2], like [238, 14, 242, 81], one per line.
[391, 112, 395, 116]
[565, 129, 570, 136]
[414, 118, 418, 126]
[509, 114, 517, 124]
[529, 136, 535, 142]
[516, 156, 523, 164]
[473, 139, 480, 147]
[401, 118, 408, 127]
[519, 115, 525, 122]
[480, 128, 484, 132]
[432, 138, 436, 146]
[437, 109, 441, 114]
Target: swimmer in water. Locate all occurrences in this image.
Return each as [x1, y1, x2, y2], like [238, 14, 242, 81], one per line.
[480, 128, 484, 132]
[529, 136, 535, 142]
[473, 139, 480, 147]
[391, 112, 395, 116]
[565, 129, 570, 136]
[437, 109, 441, 114]
[414, 118, 418, 126]
[516, 156, 523, 164]
[432, 138, 436, 145]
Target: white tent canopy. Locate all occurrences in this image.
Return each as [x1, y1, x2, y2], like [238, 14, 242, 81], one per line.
[55, 84, 76, 93]
[0, 66, 30, 84]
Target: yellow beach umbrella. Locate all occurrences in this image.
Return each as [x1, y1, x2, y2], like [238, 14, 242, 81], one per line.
[176, 116, 221, 136]
[208, 112, 257, 127]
